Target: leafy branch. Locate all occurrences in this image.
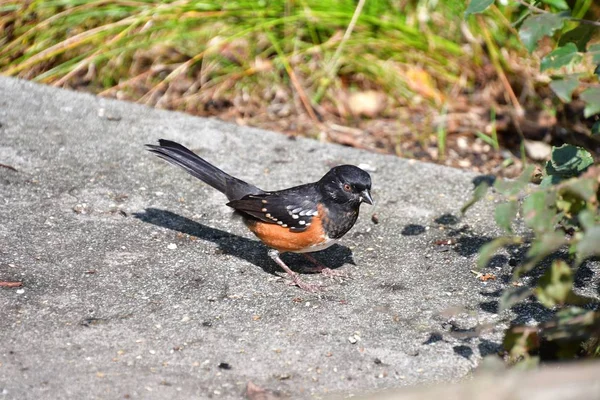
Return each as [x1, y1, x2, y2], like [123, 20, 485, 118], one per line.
[465, 0, 600, 364]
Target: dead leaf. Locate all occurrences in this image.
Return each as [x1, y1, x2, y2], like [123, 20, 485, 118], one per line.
[479, 273, 496, 281]
[404, 67, 444, 104]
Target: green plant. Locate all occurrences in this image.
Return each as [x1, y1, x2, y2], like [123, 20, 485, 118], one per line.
[463, 144, 600, 364]
[474, 107, 499, 151]
[464, 0, 600, 364]
[0, 0, 466, 110]
[466, 0, 600, 118]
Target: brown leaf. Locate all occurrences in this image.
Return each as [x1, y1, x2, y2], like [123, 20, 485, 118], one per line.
[479, 273, 496, 281]
[404, 67, 444, 104]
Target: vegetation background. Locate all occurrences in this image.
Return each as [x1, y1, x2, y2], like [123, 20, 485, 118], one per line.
[1, 0, 598, 177]
[1, 0, 600, 366]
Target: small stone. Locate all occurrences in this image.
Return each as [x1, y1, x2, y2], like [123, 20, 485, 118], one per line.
[167, 243, 177, 250]
[348, 333, 361, 344]
[16, 289, 24, 294]
[524, 140, 551, 161]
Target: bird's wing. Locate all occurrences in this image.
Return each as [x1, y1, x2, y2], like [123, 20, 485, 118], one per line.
[227, 191, 319, 232]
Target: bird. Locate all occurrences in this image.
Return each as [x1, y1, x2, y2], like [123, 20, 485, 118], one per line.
[146, 139, 373, 291]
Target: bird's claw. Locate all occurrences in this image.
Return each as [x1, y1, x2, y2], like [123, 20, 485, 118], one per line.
[284, 274, 325, 292]
[302, 266, 352, 280]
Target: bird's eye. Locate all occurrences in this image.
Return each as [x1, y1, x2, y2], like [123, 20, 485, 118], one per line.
[343, 184, 352, 192]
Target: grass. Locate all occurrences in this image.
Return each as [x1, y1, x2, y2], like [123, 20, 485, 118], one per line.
[475, 107, 500, 151]
[0, 1, 470, 101]
[0, 0, 533, 175]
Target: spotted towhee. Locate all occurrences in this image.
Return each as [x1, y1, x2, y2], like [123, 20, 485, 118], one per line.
[146, 139, 373, 291]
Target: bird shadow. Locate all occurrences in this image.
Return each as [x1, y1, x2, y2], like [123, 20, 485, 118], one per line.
[133, 208, 355, 276]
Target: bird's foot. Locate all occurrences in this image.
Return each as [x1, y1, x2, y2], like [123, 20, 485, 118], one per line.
[301, 254, 352, 280]
[318, 267, 352, 279]
[268, 249, 325, 292]
[302, 266, 352, 280]
[285, 272, 325, 292]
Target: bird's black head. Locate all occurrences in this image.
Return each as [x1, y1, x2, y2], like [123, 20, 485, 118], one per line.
[318, 165, 373, 206]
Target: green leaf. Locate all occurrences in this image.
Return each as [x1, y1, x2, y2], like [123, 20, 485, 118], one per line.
[559, 25, 595, 51]
[461, 181, 490, 214]
[519, 13, 566, 53]
[535, 259, 573, 308]
[578, 210, 596, 230]
[542, 307, 600, 341]
[589, 43, 600, 65]
[495, 165, 536, 196]
[546, 144, 594, 179]
[541, 43, 581, 71]
[495, 200, 518, 233]
[558, 177, 598, 204]
[580, 87, 600, 117]
[540, 0, 569, 9]
[499, 286, 533, 312]
[503, 325, 539, 362]
[576, 226, 600, 265]
[517, 231, 567, 276]
[522, 190, 557, 233]
[477, 236, 522, 269]
[549, 76, 579, 102]
[464, 0, 495, 17]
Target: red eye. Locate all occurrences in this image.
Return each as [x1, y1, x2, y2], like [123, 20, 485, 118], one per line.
[343, 184, 351, 192]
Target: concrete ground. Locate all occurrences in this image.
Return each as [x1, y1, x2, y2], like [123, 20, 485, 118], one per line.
[0, 77, 598, 399]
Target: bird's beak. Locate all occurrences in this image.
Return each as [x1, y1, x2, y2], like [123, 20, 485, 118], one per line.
[360, 189, 374, 205]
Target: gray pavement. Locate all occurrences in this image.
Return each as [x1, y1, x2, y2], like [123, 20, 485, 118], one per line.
[0, 77, 597, 399]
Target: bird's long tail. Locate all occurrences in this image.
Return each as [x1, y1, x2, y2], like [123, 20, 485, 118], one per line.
[146, 139, 262, 201]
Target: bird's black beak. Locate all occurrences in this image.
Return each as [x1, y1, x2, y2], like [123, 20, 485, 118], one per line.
[360, 189, 374, 205]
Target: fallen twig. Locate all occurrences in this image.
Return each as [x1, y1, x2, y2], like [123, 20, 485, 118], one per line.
[0, 281, 23, 288]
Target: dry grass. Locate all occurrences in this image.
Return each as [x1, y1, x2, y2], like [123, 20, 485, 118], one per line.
[2, 0, 593, 177]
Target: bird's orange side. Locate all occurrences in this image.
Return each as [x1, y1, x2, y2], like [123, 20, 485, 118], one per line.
[246, 214, 326, 253]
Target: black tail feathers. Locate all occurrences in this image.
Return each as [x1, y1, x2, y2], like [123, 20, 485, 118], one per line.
[146, 139, 262, 201]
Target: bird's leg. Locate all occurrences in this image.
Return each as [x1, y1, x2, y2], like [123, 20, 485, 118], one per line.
[268, 249, 323, 292]
[301, 253, 351, 279]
